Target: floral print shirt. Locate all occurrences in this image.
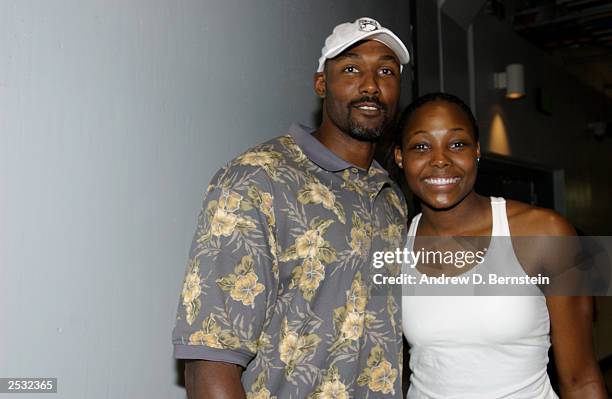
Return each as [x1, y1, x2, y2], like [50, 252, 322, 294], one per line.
[173, 123, 407, 398]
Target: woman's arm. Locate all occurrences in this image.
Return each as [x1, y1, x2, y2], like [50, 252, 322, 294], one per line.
[510, 204, 607, 398]
[547, 296, 607, 398]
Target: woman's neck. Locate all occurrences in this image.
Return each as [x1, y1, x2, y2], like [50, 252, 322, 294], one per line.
[418, 192, 491, 236]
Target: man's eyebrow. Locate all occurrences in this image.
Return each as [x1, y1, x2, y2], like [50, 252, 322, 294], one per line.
[379, 54, 399, 63]
[335, 52, 362, 60]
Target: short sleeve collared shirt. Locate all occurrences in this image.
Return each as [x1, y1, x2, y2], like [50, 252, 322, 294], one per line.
[173, 123, 407, 398]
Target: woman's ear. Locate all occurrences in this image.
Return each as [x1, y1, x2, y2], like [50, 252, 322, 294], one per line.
[314, 72, 326, 98]
[394, 147, 403, 169]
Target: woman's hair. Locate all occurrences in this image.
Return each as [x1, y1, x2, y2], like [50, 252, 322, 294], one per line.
[394, 92, 479, 148]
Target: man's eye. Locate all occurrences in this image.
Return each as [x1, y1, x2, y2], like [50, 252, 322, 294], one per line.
[343, 66, 359, 73]
[450, 142, 466, 149]
[380, 67, 395, 76]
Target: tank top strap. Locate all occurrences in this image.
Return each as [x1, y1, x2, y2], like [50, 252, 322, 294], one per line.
[490, 196, 511, 237]
[409, 198, 510, 237]
[408, 213, 422, 237]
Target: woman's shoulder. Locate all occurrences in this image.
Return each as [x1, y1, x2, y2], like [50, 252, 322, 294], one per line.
[505, 199, 575, 236]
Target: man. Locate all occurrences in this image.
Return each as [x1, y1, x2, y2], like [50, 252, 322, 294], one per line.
[173, 17, 410, 398]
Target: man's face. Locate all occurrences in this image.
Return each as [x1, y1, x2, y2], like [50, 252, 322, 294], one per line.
[315, 40, 401, 142]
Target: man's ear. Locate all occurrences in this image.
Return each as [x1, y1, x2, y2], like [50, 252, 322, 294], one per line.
[476, 142, 481, 159]
[314, 72, 326, 98]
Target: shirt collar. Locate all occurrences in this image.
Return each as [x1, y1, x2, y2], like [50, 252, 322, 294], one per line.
[288, 122, 389, 176]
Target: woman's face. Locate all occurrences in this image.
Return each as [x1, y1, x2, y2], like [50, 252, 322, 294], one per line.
[394, 100, 480, 210]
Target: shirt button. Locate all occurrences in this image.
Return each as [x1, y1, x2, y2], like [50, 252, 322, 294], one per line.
[350, 167, 359, 174]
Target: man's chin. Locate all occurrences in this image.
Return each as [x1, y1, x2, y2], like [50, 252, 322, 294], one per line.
[348, 125, 385, 142]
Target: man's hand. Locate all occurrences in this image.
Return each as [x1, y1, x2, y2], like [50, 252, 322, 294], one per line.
[185, 360, 246, 399]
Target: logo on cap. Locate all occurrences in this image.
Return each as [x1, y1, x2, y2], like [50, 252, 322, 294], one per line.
[358, 18, 379, 32]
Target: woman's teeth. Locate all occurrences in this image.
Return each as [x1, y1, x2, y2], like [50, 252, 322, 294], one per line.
[424, 177, 460, 185]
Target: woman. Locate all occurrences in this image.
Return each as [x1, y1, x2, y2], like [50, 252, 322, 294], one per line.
[393, 92, 606, 398]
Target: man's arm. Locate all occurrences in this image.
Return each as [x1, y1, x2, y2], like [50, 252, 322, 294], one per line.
[185, 360, 246, 399]
[172, 165, 278, 398]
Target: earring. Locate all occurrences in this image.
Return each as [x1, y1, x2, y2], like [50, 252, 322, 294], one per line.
[398, 162, 403, 168]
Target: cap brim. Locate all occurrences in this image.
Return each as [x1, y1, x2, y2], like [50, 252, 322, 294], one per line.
[317, 29, 410, 72]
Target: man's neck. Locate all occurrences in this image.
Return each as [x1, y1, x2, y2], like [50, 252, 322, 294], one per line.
[312, 119, 376, 170]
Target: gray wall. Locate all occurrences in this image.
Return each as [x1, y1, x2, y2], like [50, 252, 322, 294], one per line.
[0, 1, 411, 398]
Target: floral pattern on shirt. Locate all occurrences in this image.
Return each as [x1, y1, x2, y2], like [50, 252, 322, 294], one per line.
[172, 129, 407, 398]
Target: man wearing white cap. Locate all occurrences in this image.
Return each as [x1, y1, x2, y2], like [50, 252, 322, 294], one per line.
[173, 17, 410, 398]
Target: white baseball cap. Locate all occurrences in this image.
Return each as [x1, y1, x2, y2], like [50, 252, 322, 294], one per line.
[317, 17, 410, 73]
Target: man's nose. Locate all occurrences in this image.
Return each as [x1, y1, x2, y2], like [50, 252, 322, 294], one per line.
[359, 71, 380, 96]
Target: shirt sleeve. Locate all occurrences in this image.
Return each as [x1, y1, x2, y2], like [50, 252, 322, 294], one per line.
[172, 164, 278, 367]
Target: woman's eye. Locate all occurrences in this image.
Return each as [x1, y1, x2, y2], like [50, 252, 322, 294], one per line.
[450, 142, 466, 149]
[343, 66, 359, 73]
[412, 143, 429, 151]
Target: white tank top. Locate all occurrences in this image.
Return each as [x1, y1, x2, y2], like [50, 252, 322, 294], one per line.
[402, 197, 557, 399]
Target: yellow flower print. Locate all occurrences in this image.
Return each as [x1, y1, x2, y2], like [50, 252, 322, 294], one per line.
[260, 192, 275, 226]
[189, 315, 240, 349]
[247, 388, 275, 399]
[279, 319, 321, 376]
[298, 178, 346, 223]
[245, 332, 272, 353]
[247, 371, 277, 399]
[340, 169, 365, 195]
[208, 190, 256, 239]
[280, 219, 337, 265]
[210, 208, 238, 237]
[182, 259, 202, 326]
[349, 226, 371, 257]
[346, 272, 367, 313]
[279, 330, 300, 366]
[348, 214, 372, 257]
[357, 345, 398, 395]
[386, 190, 406, 217]
[182, 272, 201, 305]
[237, 151, 281, 168]
[235, 150, 283, 178]
[308, 366, 348, 399]
[368, 360, 398, 394]
[218, 189, 243, 212]
[217, 256, 265, 308]
[330, 272, 369, 351]
[289, 258, 325, 300]
[319, 380, 349, 399]
[295, 229, 325, 258]
[381, 223, 403, 247]
[247, 186, 275, 228]
[307, 182, 336, 209]
[229, 272, 265, 308]
[298, 259, 325, 292]
[279, 135, 308, 164]
[339, 311, 364, 341]
[267, 233, 279, 279]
